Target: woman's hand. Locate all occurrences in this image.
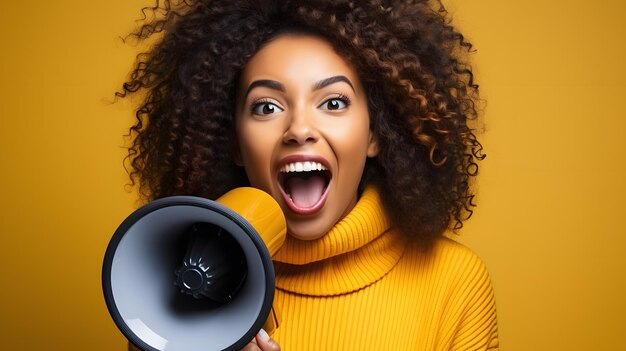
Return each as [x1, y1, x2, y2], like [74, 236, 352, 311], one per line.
[240, 329, 281, 351]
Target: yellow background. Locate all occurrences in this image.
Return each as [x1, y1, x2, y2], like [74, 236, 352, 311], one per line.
[1, 0, 625, 349]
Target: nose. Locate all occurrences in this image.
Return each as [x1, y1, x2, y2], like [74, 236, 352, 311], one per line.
[282, 110, 319, 145]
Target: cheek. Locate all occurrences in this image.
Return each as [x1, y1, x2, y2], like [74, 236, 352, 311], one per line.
[236, 124, 277, 186]
[343, 140, 371, 181]
[326, 120, 372, 183]
[330, 112, 371, 152]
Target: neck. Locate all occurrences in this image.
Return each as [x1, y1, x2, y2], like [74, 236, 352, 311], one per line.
[273, 186, 407, 296]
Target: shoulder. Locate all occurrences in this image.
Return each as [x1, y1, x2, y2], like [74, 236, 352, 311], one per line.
[398, 237, 500, 349]
[402, 236, 492, 282]
[435, 237, 490, 275]
[432, 236, 486, 262]
[397, 236, 497, 307]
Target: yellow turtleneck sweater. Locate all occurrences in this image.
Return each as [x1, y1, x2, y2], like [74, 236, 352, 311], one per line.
[271, 187, 499, 350]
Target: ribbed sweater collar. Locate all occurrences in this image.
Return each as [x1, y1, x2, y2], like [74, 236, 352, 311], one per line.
[273, 186, 406, 296]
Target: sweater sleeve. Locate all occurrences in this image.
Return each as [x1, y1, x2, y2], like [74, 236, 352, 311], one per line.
[440, 243, 499, 351]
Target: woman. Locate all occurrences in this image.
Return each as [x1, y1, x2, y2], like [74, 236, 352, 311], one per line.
[121, 0, 498, 350]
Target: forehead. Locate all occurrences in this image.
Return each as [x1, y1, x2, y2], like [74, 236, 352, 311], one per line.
[239, 34, 361, 89]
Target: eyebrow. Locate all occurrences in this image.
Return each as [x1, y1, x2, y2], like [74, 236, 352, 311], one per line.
[312, 75, 355, 93]
[244, 79, 286, 99]
[243, 75, 355, 101]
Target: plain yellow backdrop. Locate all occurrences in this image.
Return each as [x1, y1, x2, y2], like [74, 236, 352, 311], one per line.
[1, 0, 625, 350]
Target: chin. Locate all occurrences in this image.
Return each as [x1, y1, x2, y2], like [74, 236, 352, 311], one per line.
[285, 219, 331, 241]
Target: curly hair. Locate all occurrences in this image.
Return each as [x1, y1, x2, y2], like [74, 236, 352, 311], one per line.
[118, 0, 485, 243]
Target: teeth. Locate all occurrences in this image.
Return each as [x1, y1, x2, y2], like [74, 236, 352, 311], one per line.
[281, 161, 327, 173]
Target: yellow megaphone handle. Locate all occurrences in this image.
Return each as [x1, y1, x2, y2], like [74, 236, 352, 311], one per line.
[262, 305, 282, 336]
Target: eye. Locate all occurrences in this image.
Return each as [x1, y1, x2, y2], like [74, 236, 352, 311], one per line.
[251, 101, 283, 116]
[319, 96, 350, 111]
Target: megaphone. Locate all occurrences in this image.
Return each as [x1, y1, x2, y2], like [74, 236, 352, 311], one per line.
[102, 187, 286, 351]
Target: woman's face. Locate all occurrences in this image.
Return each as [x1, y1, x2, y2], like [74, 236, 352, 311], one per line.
[235, 34, 377, 240]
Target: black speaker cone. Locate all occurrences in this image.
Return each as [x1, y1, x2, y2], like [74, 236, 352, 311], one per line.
[174, 223, 247, 303]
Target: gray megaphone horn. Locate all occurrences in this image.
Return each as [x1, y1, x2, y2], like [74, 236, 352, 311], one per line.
[102, 187, 286, 351]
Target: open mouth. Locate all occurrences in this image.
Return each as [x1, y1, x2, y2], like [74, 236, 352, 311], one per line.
[277, 160, 332, 215]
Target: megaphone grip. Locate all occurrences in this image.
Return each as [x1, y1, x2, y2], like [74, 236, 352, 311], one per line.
[262, 305, 282, 336]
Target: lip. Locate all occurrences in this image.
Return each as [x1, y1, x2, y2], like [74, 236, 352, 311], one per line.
[276, 154, 332, 215]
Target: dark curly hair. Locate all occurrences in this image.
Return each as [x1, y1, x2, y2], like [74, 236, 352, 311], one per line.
[119, 0, 485, 243]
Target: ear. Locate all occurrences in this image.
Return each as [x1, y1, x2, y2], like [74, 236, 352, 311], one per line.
[367, 131, 379, 158]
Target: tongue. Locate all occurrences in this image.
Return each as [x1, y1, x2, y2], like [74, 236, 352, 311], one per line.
[287, 175, 326, 208]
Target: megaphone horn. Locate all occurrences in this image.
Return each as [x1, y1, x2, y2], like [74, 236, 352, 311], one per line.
[102, 187, 286, 351]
